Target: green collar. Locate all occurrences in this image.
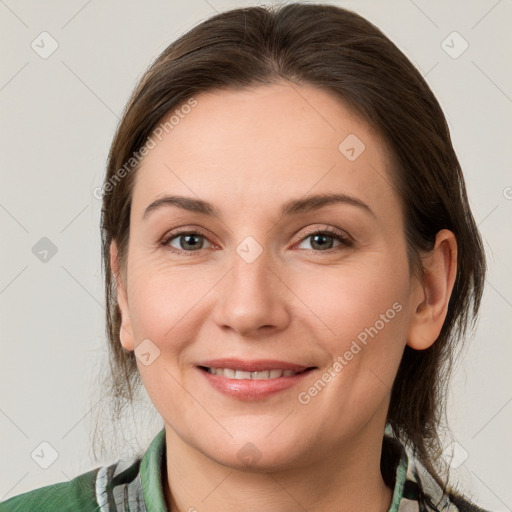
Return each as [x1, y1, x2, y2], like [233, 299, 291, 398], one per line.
[140, 428, 168, 511]
[387, 441, 409, 511]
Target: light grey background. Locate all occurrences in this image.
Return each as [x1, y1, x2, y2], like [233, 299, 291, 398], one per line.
[1, 0, 511, 510]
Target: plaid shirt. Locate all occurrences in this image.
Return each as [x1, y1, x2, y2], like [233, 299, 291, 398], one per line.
[0, 428, 491, 511]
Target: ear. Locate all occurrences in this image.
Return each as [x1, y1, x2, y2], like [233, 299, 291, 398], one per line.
[406, 229, 458, 350]
[110, 240, 135, 351]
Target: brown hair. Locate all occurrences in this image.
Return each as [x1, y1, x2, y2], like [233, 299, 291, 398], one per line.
[97, 2, 485, 485]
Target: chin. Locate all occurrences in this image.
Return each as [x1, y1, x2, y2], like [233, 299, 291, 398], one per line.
[200, 434, 309, 473]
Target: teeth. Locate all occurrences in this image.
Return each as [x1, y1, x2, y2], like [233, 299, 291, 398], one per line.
[224, 368, 235, 378]
[251, 370, 270, 380]
[206, 367, 300, 379]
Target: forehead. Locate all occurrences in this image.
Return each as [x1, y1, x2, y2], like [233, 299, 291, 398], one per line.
[131, 82, 398, 221]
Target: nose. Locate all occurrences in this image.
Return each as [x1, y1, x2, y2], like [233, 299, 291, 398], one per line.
[211, 245, 291, 338]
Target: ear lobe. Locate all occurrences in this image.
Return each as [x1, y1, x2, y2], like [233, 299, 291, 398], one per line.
[406, 229, 458, 351]
[110, 240, 135, 352]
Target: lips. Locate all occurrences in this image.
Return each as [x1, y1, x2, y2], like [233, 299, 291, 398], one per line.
[196, 358, 317, 400]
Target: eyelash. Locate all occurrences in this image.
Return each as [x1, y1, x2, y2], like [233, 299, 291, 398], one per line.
[159, 226, 354, 256]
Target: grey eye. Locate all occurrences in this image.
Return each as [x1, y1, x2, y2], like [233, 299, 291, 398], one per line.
[168, 233, 211, 251]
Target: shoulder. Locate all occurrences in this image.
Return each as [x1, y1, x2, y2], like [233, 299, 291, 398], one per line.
[404, 449, 493, 512]
[0, 468, 101, 512]
[383, 433, 493, 512]
[0, 456, 144, 512]
[0, 429, 166, 512]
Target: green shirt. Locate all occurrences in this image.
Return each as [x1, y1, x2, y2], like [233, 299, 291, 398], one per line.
[0, 428, 490, 511]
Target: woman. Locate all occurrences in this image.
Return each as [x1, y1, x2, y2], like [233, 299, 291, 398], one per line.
[0, 3, 489, 511]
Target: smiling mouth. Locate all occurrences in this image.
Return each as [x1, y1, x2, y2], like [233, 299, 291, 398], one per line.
[198, 366, 315, 380]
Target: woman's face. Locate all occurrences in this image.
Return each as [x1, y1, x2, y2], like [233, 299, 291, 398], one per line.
[114, 82, 424, 470]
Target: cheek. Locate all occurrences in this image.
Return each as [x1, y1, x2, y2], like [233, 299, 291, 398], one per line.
[124, 257, 209, 416]
[293, 252, 410, 345]
[289, 251, 411, 413]
[126, 253, 221, 349]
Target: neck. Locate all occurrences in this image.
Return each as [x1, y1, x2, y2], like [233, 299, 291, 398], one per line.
[163, 418, 394, 512]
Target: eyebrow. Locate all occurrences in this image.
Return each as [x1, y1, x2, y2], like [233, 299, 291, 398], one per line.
[142, 192, 375, 220]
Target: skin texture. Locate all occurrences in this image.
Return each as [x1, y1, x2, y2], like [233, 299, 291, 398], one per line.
[110, 81, 457, 512]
